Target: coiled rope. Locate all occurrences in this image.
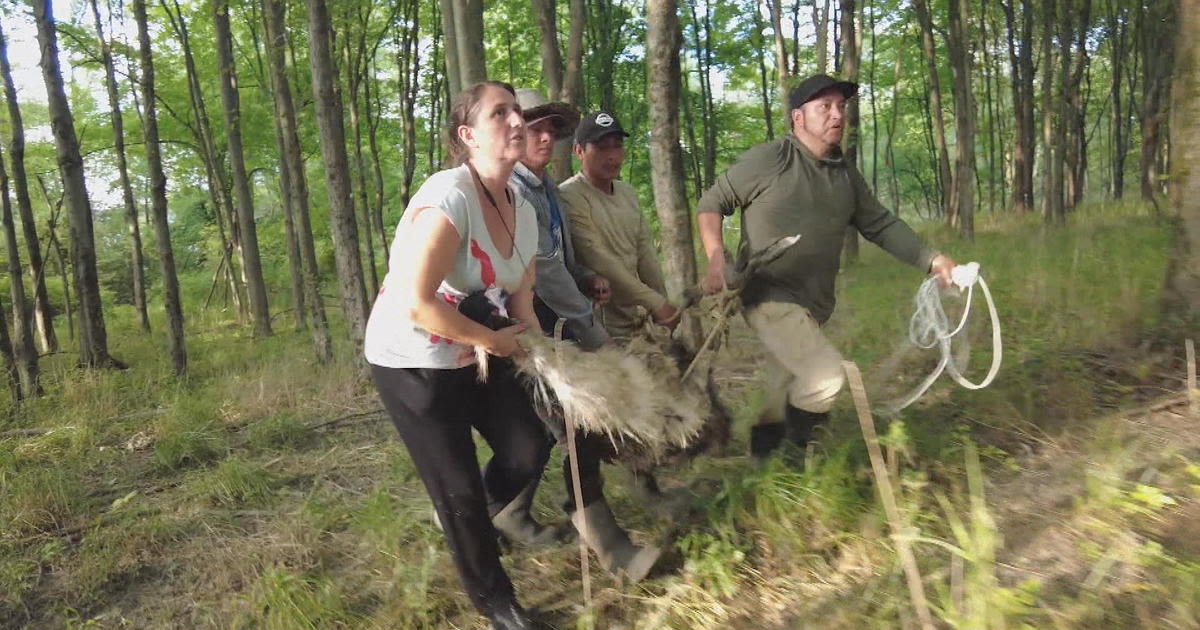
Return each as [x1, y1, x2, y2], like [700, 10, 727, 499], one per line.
[884, 262, 1003, 413]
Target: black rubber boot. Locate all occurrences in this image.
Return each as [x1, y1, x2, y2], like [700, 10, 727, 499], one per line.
[784, 406, 829, 450]
[570, 500, 662, 583]
[488, 602, 549, 630]
[749, 422, 787, 460]
[490, 479, 567, 547]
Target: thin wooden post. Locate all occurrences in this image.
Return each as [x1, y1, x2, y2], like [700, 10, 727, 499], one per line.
[1186, 339, 1196, 412]
[557, 318, 592, 609]
[843, 360, 936, 630]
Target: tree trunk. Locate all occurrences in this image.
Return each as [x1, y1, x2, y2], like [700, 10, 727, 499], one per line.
[364, 62, 389, 266]
[162, 0, 247, 321]
[0, 294, 19, 403]
[343, 36, 381, 298]
[1139, 0, 1174, 203]
[453, 0, 487, 87]
[532, 0, 563, 99]
[1001, 0, 1028, 211]
[946, 0, 977, 239]
[1040, 0, 1057, 219]
[1162, 0, 1199, 330]
[886, 46, 902, 213]
[89, 0, 149, 333]
[214, 0, 272, 336]
[33, 0, 119, 369]
[397, 0, 422, 206]
[0, 144, 41, 399]
[839, 0, 861, 260]
[1107, 0, 1128, 199]
[753, 0, 775, 140]
[133, 0, 187, 377]
[1064, 0, 1091, 210]
[564, 0, 585, 107]
[438, 0, 462, 95]
[307, 0, 370, 365]
[814, 0, 829, 74]
[769, 0, 791, 106]
[1048, 0, 1070, 225]
[912, 0, 953, 219]
[645, 0, 696, 300]
[262, 0, 332, 362]
[0, 23, 57, 354]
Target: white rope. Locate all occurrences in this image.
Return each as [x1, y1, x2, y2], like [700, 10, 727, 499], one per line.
[884, 262, 1003, 413]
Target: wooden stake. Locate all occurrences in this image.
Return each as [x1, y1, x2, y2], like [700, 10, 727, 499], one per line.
[1187, 339, 1196, 412]
[557, 318, 592, 609]
[843, 360, 936, 630]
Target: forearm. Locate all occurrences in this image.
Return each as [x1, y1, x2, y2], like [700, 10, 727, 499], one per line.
[698, 211, 726, 262]
[409, 297, 497, 346]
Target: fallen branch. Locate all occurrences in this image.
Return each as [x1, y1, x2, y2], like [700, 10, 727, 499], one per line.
[304, 407, 386, 432]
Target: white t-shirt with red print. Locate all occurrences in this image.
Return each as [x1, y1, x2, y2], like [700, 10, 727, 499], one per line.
[364, 165, 536, 369]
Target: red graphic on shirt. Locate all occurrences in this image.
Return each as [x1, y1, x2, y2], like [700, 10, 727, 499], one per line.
[470, 238, 496, 287]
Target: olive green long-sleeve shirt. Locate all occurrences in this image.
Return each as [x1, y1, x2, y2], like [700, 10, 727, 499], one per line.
[559, 174, 668, 338]
[697, 134, 937, 324]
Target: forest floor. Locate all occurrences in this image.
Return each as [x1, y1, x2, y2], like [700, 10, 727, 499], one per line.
[2, 200, 1199, 629]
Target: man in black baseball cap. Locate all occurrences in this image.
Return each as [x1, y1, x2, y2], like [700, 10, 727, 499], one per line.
[694, 74, 959, 462]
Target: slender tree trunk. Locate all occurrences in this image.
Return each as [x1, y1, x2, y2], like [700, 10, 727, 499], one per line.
[1140, 0, 1174, 203]
[397, 0, 422, 205]
[0, 145, 40, 398]
[1108, 0, 1127, 199]
[886, 39, 902, 213]
[133, 0, 187, 376]
[214, 0, 272, 336]
[1162, 0, 1199, 329]
[307, 0, 370, 365]
[263, 0, 332, 362]
[646, 0, 696, 300]
[868, 0, 878, 192]
[364, 62, 389, 265]
[980, 0, 998, 213]
[840, 0, 861, 260]
[89, 0, 149, 333]
[946, 0, 977, 238]
[532, 0, 563, 98]
[343, 37, 380, 298]
[681, 60, 703, 198]
[0, 23, 57, 354]
[814, 0, 829, 74]
[913, 0, 953, 218]
[754, 0, 775, 140]
[0, 295, 19, 403]
[1064, 0, 1091, 210]
[33, 0, 120, 369]
[1040, 0, 1057, 219]
[1048, 0, 1070, 224]
[769, 0, 791, 106]
[565, 0, 585, 107]
[455, 0, 486, 86]
[438, 0, 462, 95]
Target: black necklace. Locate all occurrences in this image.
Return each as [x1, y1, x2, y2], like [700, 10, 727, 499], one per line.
[468, 162, 522, 262]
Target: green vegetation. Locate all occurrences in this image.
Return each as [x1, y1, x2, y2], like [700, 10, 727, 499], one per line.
[2, 202, 1196, 629]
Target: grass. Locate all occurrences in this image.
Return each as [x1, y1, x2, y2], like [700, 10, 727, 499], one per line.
[1, 200, 1198, 629]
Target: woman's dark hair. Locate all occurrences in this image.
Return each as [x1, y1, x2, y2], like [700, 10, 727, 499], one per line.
[445, 81, 517, 166]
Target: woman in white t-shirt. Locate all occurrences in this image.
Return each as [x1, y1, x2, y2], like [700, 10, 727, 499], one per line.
[364, 82, 549, 630]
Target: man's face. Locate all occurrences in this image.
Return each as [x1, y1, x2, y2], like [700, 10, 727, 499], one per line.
[522, 117, 558, 172]
[575, 134, 626, 182]
[792, 89, 848, 150]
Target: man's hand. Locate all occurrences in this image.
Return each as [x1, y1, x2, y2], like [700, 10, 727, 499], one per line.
[700, 250, 727, 295]
[651, 302, 681, 332]
[585, 275, 611, 306]
[929, 254, 958, 289]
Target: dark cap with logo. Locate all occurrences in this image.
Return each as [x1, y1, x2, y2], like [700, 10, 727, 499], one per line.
[787, 74, 858, 110]
[574, 111, 630, 145]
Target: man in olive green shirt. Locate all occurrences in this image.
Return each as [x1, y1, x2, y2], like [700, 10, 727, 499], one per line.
[696, 74, 957, 459]
[560, 111, 681, 339]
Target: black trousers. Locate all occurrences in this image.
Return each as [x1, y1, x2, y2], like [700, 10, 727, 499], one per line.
[534, 297, 609, 513]
[371, 361, 552, 617]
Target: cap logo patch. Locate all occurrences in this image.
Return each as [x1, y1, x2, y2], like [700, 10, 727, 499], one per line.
[595, 113, 614, 127]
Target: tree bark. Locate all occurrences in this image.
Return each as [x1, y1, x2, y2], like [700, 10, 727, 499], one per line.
[1040, 0, 1057, 219]
[1162, 0, 1200, 330]
[33, 0, 120, 369]
[754, 0, 775, 139]
[342, 33, 381, 298]
[396, 0, 422, 206]
[214, 0, 273, 336]
[1139, 0, 1173, 203]
[532, 0, 563, 99]
[814, 0, 829, 74]
[263, 0, 332, 362]
[912, 0, 953, 219]
[839, 0, 861, 260]
[769, 0, 791, 106]
[645, 0, 696, 300]
[1065, 0, 1091, 209]
[438, 0, 462, 95]
[453, 0, 487, 87]
[0, 23, 57, 354]
[307, 0, 370, 366]
[0, 294, 19, 403]
[0, 143, 40, 399]
[1107, 0, 1128, 199]
[89, 0, 149, 333]
[946, 0, 977, 238]
[1048, 0, 1070, 225]
[133, 0, 188, 377]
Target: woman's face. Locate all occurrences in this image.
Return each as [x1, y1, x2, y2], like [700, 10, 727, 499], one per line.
[460, 85, 526, 166]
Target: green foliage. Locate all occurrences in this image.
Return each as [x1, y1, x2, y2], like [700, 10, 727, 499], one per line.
[187, 455, 277, 507]
[153, 393, 228, 471]
[242, 566, 360, 630]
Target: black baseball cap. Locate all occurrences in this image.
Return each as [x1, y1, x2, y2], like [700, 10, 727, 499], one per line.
[787, 74, 858, 110]
[574, 111, 630, 145]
